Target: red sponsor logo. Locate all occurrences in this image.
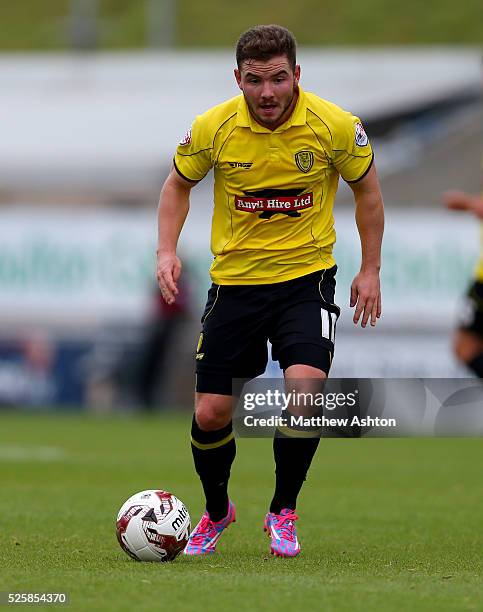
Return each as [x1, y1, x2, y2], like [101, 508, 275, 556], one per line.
[234, 193, 313, 213]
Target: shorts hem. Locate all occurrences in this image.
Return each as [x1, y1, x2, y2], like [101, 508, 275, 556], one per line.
[277, 343, 333, 375]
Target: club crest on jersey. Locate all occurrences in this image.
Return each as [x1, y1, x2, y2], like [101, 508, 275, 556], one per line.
[295, 150, 314, 173]
[179, 128, 192, 146]
[355, 122, 368, 147]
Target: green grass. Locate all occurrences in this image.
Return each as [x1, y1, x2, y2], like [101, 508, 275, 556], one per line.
[1, 0, 482, 50]
[0, 411, 482, 611]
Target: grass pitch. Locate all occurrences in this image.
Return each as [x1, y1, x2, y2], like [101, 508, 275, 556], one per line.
[0, 411, 482, 611]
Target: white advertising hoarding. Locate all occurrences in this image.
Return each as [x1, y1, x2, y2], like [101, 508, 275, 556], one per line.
[0, 206, 478, 334]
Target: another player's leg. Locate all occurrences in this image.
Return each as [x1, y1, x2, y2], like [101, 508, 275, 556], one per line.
[453, 330, 483, 377]
[185, 392, 236, 555]
[453, 281, 483, 377]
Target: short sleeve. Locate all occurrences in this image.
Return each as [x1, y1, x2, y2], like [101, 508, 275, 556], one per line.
[332, 112, 373, 183]
[173, 115, 213, 182]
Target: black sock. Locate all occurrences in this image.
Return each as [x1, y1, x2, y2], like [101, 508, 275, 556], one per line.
[270, 427, 320, 514]
[468, 353, 483, 378]
[191, 415, 236, 522]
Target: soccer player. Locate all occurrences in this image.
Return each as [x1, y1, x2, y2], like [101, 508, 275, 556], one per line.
[157, 25, 384, 557]
[444, 190, 483, 377]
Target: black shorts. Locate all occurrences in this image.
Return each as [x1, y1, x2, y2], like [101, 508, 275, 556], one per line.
[195, 266, 340, 395]
[458, 280, 483, 336]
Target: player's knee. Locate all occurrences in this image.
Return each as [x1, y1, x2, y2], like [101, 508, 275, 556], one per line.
[453, 330, 483, 364]
[284, 366, 327, 417]
[195, 395, 232, 431]
[285, 364, 328, 380]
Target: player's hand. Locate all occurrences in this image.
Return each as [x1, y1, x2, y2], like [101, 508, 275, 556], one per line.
[156, 249, 181, 305]
[350, 268, 381, 328]
[443, 191, 483, 219]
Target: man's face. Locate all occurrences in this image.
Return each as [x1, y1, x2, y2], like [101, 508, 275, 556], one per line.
[235, 55, 300, 129]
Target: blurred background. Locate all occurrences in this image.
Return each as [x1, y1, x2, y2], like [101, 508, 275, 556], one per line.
[0, 1, 481, 411]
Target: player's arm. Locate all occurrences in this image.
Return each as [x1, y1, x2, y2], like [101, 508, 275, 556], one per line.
[348, 164, 384, 328]
[329, 110, 383, 327]
[443, 191, 483, 219]
[157, 167, 197, 304]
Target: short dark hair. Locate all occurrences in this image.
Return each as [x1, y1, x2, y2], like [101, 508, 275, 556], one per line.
[236, 25, 297, 72]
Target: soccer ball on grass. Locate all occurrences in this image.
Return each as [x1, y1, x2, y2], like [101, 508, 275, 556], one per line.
[116, 490, 190, 561]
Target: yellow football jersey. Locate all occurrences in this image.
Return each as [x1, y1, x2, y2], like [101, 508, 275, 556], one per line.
[174, 86, 373, 285]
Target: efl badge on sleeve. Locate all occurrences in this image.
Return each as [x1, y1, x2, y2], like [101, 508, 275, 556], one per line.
[355, 122, 368, 147]
[179, 128, 192, 146]
[295, 150, 314, 173]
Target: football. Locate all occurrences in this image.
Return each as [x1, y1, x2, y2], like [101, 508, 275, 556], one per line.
[116, 490, 190, 562]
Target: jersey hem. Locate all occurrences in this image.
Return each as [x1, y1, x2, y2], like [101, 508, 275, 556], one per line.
[210, 262, 335, 285]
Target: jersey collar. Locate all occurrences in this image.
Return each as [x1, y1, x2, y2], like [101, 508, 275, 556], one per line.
[236, 86, 307, 133]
